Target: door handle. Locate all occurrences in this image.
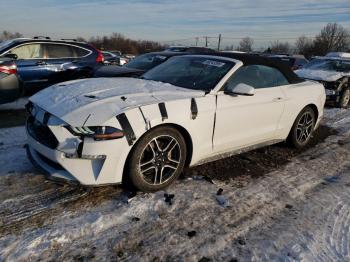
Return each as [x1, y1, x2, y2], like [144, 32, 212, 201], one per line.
[272, 97, 283, 102]
[36, 61, 47, 65]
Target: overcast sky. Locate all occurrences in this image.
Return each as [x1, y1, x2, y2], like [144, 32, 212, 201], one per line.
[2, 0, 350, 48]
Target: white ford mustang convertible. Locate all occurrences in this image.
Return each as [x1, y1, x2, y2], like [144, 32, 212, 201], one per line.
[26, 53, 326, 192]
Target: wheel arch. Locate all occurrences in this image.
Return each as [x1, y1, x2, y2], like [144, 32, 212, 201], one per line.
[287, 103, 319, 138]
[307, 103, 319, 121]
[121, 122, 194, 185]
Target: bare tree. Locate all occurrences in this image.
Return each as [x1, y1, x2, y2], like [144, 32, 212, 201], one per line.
[88, 32, 164, 55]
[295, 35, 313, 54]
[269, 41, 291, 54]
[313, 23, 350, 55]
[238, 37, 254, 52]
[0, 31, 23, 41]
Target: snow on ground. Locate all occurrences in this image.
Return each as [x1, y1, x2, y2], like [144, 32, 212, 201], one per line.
[0, 127, 32, 175]
[0, 108, 349, 261]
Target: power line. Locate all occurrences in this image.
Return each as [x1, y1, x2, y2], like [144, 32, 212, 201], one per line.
[162, 35, 316, 44]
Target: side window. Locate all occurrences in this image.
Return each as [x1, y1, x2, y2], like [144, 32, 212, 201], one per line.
[225, 65, 289, 91]
[9, 44, 43, 59]
[258, 65, 289, 87]
[45, 44, 74, 58]
[72, 46, 90, 57]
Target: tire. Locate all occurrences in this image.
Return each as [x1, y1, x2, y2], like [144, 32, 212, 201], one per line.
[288, 106, 316, 149]
[127, 126, 187, 192]
[338, 86, 350, 108]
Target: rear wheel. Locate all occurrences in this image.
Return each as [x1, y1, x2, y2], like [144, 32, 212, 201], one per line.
[288, 107, 316, 149]
[127, 126, 187, 192]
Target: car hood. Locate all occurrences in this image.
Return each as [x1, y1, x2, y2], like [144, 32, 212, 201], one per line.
[30, 78, 205, 126]
[295, 69, 349, 82]
[93, 65, 144, 77]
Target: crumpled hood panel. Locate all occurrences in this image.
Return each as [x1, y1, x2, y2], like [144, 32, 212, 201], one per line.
[29, 78, 205, 126]
[295, 69, 348, 82]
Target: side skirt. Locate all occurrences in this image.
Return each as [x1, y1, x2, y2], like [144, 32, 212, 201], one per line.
[192, 139, 285, 166]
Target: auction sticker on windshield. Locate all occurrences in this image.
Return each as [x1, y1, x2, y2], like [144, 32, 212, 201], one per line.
[202, 60, 226, 67]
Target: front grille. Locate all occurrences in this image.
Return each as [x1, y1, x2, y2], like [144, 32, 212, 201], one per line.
[27, 116, 59, 149]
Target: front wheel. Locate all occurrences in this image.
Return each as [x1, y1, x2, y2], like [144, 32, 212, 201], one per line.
[288, 107, 316, 149]
[127, 126, 187, 192]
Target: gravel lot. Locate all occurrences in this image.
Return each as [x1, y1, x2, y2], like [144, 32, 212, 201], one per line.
[0, 107, 349, 261]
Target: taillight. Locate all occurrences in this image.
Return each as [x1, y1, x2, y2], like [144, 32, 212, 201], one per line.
[0, 63, 17, 74]
[96, 49, 104, 63]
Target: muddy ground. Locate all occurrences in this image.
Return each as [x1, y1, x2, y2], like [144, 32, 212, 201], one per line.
[0, 107, 349, 261]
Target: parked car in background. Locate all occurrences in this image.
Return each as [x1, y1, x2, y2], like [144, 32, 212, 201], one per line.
[0, 37, 104, 94]
[102, 51, 131, 66]
[102, 51, 120, 65]
[267, 55, 309, 70]
[325, 52, 350, 59]
[0, 58, 23, 104]
[26, 53, 325, 192]
[295, 55, 350, 108]
[119, 56, 130, 65]
[165, 46, 215, 53]
[124, 54, 136, 60]
[109, 50, 122, 56]
[94, 51, 189, 78]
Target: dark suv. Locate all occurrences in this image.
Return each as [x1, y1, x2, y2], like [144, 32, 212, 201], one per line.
[0, 37, 104, 94]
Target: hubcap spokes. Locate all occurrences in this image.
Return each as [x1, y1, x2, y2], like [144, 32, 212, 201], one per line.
[296, 112, 314, 143]
[139, 135, 181, 185]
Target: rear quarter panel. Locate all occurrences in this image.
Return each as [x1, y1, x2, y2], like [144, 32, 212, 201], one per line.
[277, 81, 326, 139]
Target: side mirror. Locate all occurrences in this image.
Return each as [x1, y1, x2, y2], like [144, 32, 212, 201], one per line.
[3, 53, 18, 60]
[225, 83, 255, 96]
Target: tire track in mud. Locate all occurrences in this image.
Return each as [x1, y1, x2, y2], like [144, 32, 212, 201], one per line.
[238, 165, 350, 262]
[0, 185, 89, 235]
[0, 173, 127, 237]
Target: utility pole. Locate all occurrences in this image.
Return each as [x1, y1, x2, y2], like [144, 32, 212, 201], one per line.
[205, 36, 208, 47]
[217, 34, 222, 51]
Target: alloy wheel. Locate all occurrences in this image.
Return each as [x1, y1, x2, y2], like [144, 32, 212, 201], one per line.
[296, 111, 314, 143]
[139, 135, 181, 185]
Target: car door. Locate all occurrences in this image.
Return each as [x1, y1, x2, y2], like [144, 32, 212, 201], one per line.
[213, 65, 289, 153]
[43, 43, 78, 84]
[8, 43, 49, 90]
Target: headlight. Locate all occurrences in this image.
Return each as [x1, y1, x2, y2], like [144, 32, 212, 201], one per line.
[66, 126, 124, 141]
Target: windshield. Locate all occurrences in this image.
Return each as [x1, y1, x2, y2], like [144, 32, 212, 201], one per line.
[142, 56, 235, 91]
[125, 53, 168, 70]
[303, 58, 350, 72]
[0, 40, 15, 52]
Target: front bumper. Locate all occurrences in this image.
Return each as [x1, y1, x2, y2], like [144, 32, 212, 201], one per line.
[26, 106, 130, 186]
[26, 145, 79, 185]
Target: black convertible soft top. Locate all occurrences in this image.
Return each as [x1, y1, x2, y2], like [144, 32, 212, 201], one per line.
[212, 52, 304, 84]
